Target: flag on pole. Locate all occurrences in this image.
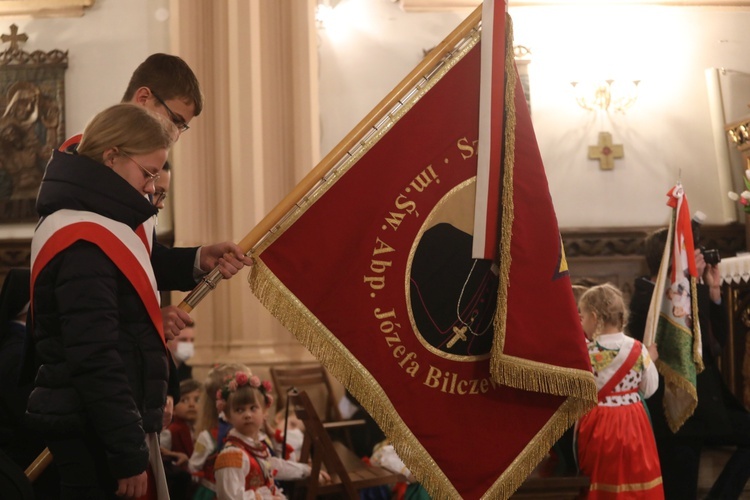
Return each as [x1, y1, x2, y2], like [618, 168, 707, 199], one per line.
[643, 183, 703, 432]
[472, 0, 508, 260]
[248, 6, 595, 499]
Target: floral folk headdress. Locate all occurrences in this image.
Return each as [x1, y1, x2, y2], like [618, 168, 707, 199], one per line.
[215, 371, 274, 413]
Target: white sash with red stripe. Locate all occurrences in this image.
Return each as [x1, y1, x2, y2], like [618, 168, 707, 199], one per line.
[31, 209, 165, 345]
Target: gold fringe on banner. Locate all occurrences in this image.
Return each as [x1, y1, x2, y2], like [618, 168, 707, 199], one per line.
[657, 358, 699, 433]
[250, 261, 595, 499]
[491, 396, 595, 499]
[488, 16, 598, 406]
[489, 13, 518, 385]
[690, 277, 705, 374]
[248, 263, 460, 498]
[245, 9, 595, 499]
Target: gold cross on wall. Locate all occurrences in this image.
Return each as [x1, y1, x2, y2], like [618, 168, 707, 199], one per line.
[1, 25, 27, 52]
[588, 131, 624, 170]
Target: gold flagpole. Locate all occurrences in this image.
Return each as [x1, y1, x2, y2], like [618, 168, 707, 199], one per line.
[179, 5, 483, 312]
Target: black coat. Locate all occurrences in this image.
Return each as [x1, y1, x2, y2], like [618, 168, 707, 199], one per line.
[627, 276, 737, 439]
[26, 151, 169, 480]
[58, 133, 200, 292]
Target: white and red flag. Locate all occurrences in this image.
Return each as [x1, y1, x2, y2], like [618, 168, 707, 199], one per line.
[473, 0, 509, 260]
[643, 183, 703, 432]
[163, 3, 596, 498]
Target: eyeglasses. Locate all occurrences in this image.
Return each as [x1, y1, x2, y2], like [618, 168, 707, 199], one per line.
[151, 90, 190, 132]
[121, 152, 160, 185]
[154, 190, 168, 205]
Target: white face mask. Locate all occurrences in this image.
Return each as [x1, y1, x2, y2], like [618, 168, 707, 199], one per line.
[174, 341, 194, 362]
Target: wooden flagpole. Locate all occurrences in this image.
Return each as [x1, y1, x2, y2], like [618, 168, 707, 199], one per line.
[21, 8, 484, 484]
[179, 5, 482, 313]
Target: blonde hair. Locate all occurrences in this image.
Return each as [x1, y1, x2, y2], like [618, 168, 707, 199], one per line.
[194, 363, 252, 435]
[77, 103, 177, 163]
[572, 285, 590, 305]
[578, 283, 628, 335]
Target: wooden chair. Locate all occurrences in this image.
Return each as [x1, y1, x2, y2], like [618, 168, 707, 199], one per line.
[270, 364, 343, 423]
[289, 390, 406, 499]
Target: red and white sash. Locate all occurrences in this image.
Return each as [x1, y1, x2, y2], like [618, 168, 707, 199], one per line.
[596, 338, 642, 403]
[31, 209, 165, 345]
[58, 136, 156, 255]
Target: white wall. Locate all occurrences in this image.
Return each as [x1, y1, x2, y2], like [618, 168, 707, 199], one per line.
[8, 1, 750, 231]
[318, 1, 750, 228]
[14, 0, 171, 133]
[0, 0, 171, 238]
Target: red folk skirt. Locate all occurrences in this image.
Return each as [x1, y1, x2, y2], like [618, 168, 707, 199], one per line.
[577, 402, 664, 499]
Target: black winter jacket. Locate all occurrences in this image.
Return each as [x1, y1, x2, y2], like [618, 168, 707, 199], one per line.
[26, 151, 168, 480]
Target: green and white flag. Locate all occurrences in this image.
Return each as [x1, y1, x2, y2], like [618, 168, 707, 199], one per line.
[644, 183, 703, 433]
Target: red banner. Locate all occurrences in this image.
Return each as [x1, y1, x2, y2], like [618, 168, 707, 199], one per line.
[250, 15, 595, 499]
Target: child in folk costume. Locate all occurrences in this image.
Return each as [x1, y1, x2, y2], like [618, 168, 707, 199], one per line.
[577, 284, 664, 499]
[190, 363, 253, 499]
[161, 378, 201, 499]
[214, 372, 324, 499]
[272, 409, 305, 462]
[162, 378, 202, 465]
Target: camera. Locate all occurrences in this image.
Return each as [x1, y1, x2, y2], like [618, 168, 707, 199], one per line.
[700, 246, 721, 266]
[692, 211, 722, 266]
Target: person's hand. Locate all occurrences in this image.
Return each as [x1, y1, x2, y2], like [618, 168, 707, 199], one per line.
[647, 342, 659, 363]
[696, 249, 723, 303]
[162, 305, 193, 341]
[704, 262, 721, 288]
[116, 471, 147, 498]
[172, 451, 189, 467]
[706, 263, 723, 304]
[163, 395, 174, 430]
[199, 242, 254, 279]
[694, 248, 706, 279]
[319, 470, 331, 484]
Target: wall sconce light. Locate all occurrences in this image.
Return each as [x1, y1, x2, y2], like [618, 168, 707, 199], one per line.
[570, 79, 640, 113]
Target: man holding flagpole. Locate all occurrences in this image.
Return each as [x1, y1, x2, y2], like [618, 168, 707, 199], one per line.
[628, 187, 750, 499]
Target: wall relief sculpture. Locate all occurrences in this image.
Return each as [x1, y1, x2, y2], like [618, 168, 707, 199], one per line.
[0, 24, 67, 223]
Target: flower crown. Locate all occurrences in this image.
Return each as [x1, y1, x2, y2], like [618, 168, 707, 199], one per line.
[215, 371, 273, 413]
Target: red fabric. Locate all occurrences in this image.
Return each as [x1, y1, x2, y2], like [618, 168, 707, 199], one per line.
[167, 417, 195, 460]
[578, 404, 664, 499]
[666, 186, 697, 279]
[135, 224, 151, 254]
[597, 341, 641, 402]
[58, 133, 82, 152]
[58, 132, 153, 256]
[136, 464, 157, 500]
[31, 221, 165, 345]
[222, 436, 275, 493]
[257, 39, 590, 499]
